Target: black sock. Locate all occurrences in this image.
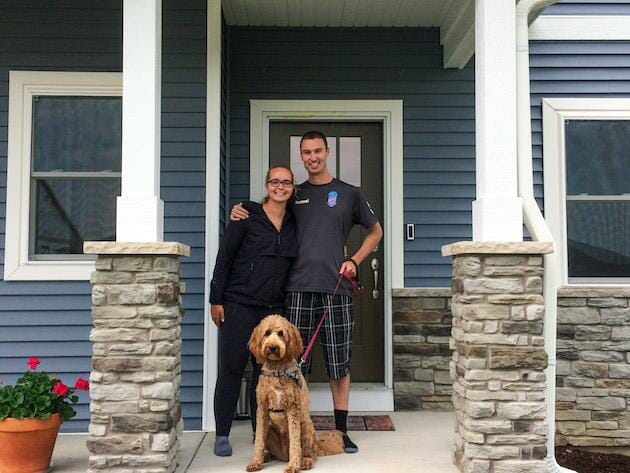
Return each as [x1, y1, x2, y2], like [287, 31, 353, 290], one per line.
[334, 409, 358, 453]
[334, 409, 347, 432]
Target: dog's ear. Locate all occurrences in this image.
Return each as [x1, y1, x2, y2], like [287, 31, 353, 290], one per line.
[248, 322, 265, 364]
[286, 321, 304, 361]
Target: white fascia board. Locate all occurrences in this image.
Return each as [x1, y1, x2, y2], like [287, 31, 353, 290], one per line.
[441, 0, 475, 69]
[530, 15, 630, 40]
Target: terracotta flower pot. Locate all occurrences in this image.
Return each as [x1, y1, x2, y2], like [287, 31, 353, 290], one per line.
[0, 414, 62, 473]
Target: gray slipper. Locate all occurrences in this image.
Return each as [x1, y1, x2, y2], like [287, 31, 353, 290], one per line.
[214, 436, 232, 456]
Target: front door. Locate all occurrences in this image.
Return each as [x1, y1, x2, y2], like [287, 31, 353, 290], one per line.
[269, 121, 384, 383]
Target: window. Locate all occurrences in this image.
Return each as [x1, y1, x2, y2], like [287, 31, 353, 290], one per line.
[5, 71, 122, 280]
[543, 98, 630, 284]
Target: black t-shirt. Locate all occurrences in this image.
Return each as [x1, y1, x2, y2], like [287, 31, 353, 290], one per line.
[286, 178, 379, 296]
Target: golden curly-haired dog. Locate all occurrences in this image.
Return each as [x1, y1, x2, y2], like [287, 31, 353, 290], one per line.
[246, 315, 344, 473]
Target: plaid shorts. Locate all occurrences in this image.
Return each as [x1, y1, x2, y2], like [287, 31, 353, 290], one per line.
[285, 291, 353, 379]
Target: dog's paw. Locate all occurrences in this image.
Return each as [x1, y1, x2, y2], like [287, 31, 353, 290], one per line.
[301, 457, 316, 470]
[246, 462, 263, 471]
[284, 468, 300, 473]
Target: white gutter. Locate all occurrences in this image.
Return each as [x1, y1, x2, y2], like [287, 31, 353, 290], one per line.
[516, 1, 575, 472]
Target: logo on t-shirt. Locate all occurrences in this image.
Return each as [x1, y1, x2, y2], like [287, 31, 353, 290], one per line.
[327, 191, 338, 208]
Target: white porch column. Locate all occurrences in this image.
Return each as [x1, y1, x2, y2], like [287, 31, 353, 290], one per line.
[117, 0, 164, 241]
[472, 0, 523, 241]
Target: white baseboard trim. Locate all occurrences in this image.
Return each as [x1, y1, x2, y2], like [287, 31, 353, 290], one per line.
[309, 383, 394, 412]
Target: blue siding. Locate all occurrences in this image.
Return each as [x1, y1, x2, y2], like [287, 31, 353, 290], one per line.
[545, 1, 630, 15]
[227, 27, 475, 287]
[530, 40, 630, 221]
[0, 0, 207, 431]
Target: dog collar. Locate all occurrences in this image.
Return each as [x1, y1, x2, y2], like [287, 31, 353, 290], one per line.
[261, 364, 302, 387]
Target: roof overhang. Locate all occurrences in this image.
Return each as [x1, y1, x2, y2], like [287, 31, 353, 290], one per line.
[221, 0, 476, 69]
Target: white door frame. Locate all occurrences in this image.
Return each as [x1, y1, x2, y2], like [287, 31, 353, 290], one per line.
[249, 99, 403, 411]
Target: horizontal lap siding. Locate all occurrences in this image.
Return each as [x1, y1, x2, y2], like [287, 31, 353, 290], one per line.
[0, 0, 207, 431]
[158, 0, 207, 431]
[530, 40, 630, 219]
[228, 27, 475, 287]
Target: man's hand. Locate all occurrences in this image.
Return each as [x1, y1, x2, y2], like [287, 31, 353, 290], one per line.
[230, 202, 249, 221]
[211, 304, 225, 326]
[339, 260, 357, 278]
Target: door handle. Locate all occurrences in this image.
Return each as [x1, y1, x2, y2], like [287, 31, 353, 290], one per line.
[370, 257, 380, 299]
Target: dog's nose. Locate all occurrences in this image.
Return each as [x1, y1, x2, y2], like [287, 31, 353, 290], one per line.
[268, 345, 278, 353]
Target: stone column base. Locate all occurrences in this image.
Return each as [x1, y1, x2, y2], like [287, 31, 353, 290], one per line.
[84, 242, 189, 473]
[443, 241, 552, 473]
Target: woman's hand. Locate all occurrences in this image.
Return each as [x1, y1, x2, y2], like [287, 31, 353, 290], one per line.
[230, 202, 249, 221]
[211, 304, 225, 326]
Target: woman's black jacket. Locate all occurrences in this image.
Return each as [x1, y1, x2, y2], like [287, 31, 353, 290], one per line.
[209, 202, 297, 308]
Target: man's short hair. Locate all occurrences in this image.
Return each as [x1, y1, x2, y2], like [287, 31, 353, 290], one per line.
[300, 130, 328, 149]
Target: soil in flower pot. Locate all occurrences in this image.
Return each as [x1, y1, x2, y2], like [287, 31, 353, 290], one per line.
[0, 414, 62, 473]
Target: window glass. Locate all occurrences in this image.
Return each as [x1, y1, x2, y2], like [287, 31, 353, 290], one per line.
[32, 96, 122, 172]
[565, 120, 630, 196]
[567, 201, 630, 277]
[33, 179, 119, 256]
[339, 137, 361, 187]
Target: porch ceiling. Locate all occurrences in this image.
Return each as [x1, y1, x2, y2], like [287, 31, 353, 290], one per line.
[221, 0, 476, 68]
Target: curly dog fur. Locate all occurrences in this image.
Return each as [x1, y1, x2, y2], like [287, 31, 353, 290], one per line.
[246, 315, 344, 473]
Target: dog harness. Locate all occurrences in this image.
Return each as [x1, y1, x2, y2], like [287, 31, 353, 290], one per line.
[261, 364, 302, 388]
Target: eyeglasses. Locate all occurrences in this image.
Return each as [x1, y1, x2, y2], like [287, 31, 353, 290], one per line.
[267, 179, 293, 188]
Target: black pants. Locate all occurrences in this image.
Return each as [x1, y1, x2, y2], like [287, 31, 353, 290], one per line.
[213, 300, 282, 436]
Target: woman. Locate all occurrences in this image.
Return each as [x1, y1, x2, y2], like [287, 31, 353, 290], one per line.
[210, 165, 296, 457]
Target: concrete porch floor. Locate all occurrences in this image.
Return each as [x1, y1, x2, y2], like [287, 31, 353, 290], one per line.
[51, 411, 458, 472]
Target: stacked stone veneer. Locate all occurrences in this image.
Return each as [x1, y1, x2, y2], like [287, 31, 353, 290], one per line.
[393, 288, 453, 410]
[555, 286, 630, 449]
[444, 242, 552, 473]
[84, 242, 189, 473]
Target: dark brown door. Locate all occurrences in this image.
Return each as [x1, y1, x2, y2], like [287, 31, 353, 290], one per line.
[269, 121, 384, 382]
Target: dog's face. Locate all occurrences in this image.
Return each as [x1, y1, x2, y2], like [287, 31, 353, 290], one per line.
[249, 315, 303, 364]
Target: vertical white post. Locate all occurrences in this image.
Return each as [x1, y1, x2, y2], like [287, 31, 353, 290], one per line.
[117, 0, 164, 241]
[203, 0, 222, 431]
[472, 0, 523, 241]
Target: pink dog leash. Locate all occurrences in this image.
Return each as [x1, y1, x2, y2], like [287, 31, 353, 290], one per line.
[299, 271, 358, 367]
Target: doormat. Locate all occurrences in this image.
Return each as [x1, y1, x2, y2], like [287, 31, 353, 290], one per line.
[311, 415, 394, 431]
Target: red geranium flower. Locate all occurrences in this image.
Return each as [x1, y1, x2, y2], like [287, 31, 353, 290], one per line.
[27, 357, 40, 370]
[52, 381, 69, 396]
[74, 378, 90, 391]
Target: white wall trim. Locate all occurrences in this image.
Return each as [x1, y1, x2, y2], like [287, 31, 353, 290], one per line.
[116, 0, 164, 242]
[249, 99, 403, 411]
[530, 15, 630, 40]
[542, 97, 630, 286]
[4, 70, 122, 281]
[202, 0, 222, 431]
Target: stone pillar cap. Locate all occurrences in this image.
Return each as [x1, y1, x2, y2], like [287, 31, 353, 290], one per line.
[84, 241, 190, 256]
[442, 241, 553, 257]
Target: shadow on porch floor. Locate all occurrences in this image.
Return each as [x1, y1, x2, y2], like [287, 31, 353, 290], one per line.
[52, 411, 458, 472]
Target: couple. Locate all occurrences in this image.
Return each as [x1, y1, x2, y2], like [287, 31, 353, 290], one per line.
[210, 130, 383, 457]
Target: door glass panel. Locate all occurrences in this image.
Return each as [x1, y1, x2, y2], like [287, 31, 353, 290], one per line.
[289, 135, 336, 184]
[339, 137, 361, 187]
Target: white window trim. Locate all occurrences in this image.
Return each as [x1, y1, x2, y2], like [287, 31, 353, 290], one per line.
[249, 99, 403, 411]
[542, 97, 630, 286]
[5, 70, 122, 281]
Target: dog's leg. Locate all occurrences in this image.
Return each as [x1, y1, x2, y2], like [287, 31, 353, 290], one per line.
[284, 408, 302, 473]
[246, 407, 269, 472]
[299, 419, 318, 470]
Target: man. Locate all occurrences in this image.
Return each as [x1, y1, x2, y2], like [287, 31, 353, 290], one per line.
[232, 130, 383, 453]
